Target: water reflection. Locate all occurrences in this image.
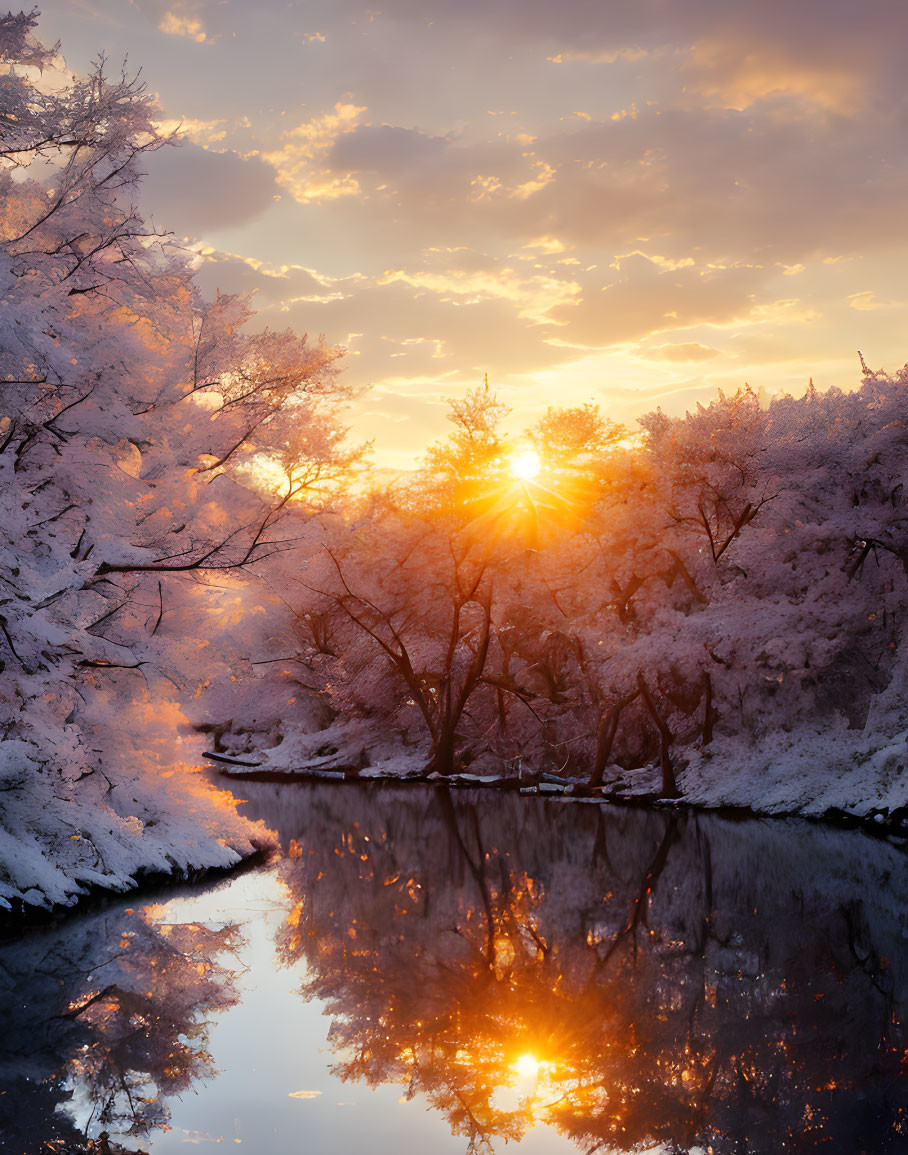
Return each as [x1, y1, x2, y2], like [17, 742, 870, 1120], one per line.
[242, 782, 908, 1154]
[2, 784, 907, 1153]
[0, 900, 241, 1151]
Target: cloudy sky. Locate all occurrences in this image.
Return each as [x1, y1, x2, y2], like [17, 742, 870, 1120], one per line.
[37, 0, 908, 468]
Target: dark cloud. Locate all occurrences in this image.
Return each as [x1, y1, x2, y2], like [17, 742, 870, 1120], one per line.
[308, 99, 908, 267]
[141, 142, 279, 235]
[329, 125, 448, 174]
[61, 0, 908, 270]
[320, 0, 908, 65]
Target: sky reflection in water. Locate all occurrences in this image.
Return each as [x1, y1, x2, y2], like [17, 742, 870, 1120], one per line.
[1, 782, 907, 1153]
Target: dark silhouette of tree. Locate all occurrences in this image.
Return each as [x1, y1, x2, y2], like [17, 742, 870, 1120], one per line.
[261, 782, 908, 1155]
[0, 900, 241, 1149]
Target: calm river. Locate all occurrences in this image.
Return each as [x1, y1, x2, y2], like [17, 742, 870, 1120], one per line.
[1, 781, 907, 1153]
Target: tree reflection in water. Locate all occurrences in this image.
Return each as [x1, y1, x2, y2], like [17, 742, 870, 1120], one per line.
[0, 901, 241, 1151]
[262, 782, 908, 1154]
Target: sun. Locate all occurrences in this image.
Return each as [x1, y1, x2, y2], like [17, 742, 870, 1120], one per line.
[514, 1053, 540, 1078]
[509, 449, 542, 481]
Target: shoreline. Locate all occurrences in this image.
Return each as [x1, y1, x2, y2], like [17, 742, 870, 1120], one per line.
[0, 844, 274, 939]
[4, 766, 906, 934]
[212, 760, 908, 839]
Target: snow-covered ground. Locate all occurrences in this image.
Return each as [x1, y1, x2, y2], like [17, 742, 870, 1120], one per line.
[0, 743, 276, 916]
[211, 708, 908, 831]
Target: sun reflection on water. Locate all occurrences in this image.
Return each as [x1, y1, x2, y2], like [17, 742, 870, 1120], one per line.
[269, 785, 908, 1154]
[514, 1053, 540, 1079]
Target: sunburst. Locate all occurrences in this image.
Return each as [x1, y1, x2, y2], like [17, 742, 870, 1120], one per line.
[509, 449, 542, 481]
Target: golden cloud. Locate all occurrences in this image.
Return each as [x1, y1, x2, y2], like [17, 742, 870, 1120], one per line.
[546, 47, 650, 65]
[378, 266, 581, 324]
[264, 102, 367, 203]
[511, 158, 556, 199]
[468, 158, 555, 203]
[612, 250, 696, 272]
[747, 298, 822, 324]
[848, 290, 902, 312]
[158, 10, 207, 42]
[685, 38, 864, 115]
[643, 342, 721, 362]
[154, 117, 226, 144]
[523, 236, 568, 254]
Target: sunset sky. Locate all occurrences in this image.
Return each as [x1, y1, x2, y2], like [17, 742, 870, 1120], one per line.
[38, 0, 908, 469]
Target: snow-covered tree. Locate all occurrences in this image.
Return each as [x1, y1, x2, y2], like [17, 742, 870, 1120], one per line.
[0, 11, 360, 912]
[413, 378, 511, 516]
[304, 511, 519, 775]
[277, 365, 908, 814]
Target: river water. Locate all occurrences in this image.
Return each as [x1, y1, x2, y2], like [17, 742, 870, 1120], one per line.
[1, 781, 907, 1154]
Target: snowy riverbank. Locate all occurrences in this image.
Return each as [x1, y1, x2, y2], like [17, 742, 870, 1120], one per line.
[3, 723, 906, 924]
[209, 713, 908, 837]
[0, 755, 275, 920]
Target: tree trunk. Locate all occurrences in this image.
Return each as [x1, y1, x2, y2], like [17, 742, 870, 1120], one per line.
[637, 673, 678, 798]
[427, 723, 457, 776]
[588, 690, 639, 787]
[702, 671, 715, 745]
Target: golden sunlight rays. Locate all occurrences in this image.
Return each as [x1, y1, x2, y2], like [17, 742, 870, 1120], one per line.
[460, 449, 594, 544]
